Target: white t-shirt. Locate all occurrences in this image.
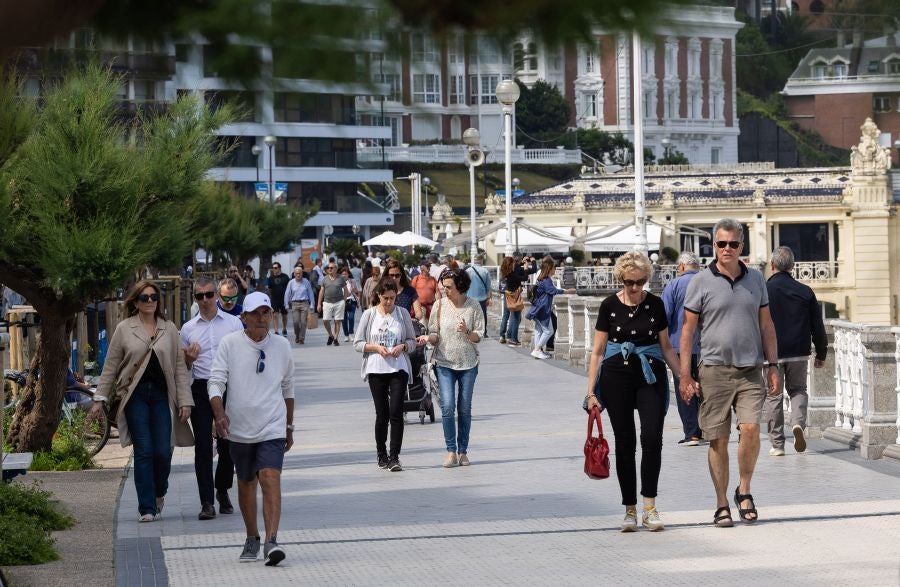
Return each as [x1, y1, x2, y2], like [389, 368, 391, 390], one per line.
[366, 311, 405, 375]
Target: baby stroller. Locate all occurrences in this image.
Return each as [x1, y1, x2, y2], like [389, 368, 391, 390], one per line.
[404, 319, 435, 424]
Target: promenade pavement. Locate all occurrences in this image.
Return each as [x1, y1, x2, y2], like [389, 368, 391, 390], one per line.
[115, 324, 900, 586]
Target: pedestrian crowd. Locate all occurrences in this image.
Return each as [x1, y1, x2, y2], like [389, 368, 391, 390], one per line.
[78, 216, 826, 568]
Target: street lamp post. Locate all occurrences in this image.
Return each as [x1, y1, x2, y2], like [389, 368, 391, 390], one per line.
[251, 144, 262, 183]
[660, 137, 671, 162]
[496, 79, 520, 257]
[463, 127, 484, 256]
[511, 177, 520, 252]
[263, 135, 277, 205]
[421, 176, 431, 236]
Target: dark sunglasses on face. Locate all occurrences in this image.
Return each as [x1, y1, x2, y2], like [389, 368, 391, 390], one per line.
[715, 240, 742, 250]
[137, 293, 160, 303]
[194, 291, 216, 300]
[257, 350, 266, 374]
[220, 294, 239, 303]
[388, 272, 402, 278]
[622, 278, 648, 287]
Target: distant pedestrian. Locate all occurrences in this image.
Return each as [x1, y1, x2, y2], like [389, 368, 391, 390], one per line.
[340, 266, 361, 342]
[362, 265, 382, 310]
[526, 256, 575, 360]
[284, 267, 315, 344]
[317, 261, 347, 346]
[678, 218, 780, 527]
[217, 278, 243, 317]
[427, 268, 484, 468]
[266, 262, 291, 336]
[208, 292, 294, 566]
[497, 255, 535, 346]
[661, 251, 703, 446]
[354, 279, 423, 471]
[91, 280, 193, 522]
[465, 254, 491, 337]
[585, 252, 680, 532]
[181, 277, 244, 520]
[384, 259, 423, 321]
[228, 265, 250, 304]
[411, 259, 438, 319]
[764, 246, 828, 456]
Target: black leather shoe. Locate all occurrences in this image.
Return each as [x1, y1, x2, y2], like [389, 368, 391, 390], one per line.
[217, 490, 234, 514]
[198, 502, 216, 520]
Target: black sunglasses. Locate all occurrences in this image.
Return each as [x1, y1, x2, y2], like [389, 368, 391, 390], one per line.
[194, 291, 216, 300]
[137, 293, 160, 303]
[622, 278, 648, 288]
[715, 240, 742, 250]
[257, 350, 266, 374]
[388, 272, 403, 278]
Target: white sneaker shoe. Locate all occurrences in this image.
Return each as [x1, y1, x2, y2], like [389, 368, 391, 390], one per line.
[530, 348, 543, 358]
[769, 447, 786, 457]
[621, 510, 638, 532]
[536, 351, 551, 360]
[642, 507, 665, 531]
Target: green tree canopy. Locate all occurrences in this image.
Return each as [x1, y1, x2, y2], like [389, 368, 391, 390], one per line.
[515, 79, 571, 136]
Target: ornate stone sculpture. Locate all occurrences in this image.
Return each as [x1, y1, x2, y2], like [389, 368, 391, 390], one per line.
[850, 118, 891, 176]
[431, 194, 452, 221]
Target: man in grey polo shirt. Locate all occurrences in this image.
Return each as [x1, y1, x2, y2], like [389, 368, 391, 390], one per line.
[678, 218, 780, 528]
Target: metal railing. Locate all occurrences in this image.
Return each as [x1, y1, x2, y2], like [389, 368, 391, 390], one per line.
[792, 261, 840, 282]
[357, 145, 582, 165]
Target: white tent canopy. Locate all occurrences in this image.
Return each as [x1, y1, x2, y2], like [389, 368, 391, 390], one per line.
[581, 224, 662, 252]
[492, 225, 574, 253]
[363, 230, 437, 248]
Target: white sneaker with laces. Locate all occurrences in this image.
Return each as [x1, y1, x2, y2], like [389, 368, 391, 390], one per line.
[621, 510, 638, 532]
[535, 351, 551, 360]
[769, 447, 786, 456]
[642, 507, 665, 531]
[530, 348, 543, 358]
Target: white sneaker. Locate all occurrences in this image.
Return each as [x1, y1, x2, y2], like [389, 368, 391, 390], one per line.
[769, 447, 785, 457]
[530, 348, 543, 358]
[642, 507, 665, 531]
[621, 510, 638, 532]
[535, 351, 551, 360]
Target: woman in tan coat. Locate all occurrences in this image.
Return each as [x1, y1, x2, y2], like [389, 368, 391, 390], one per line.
[91, 280, 193, 522]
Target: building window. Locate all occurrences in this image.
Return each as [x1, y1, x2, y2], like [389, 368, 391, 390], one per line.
[411, 33, 438, 63]
[447, 34, 464, 64]
[873, 96, 892, 112]
[643, 91, 654, 119]
[585, 93, 598, 118]
[585, 50, 594, 73]
[711, 92, 722, 119]
[711, 147, 721, 164]
[832, 63, 848, 78]
[373, 73, 401, 102]
[276, 138, 357, 168]
[642, 46, 654, 73]
[888, 60, 900, 74]
[546, 48, 562, 71]
[449, 75, 465, 104]
[413, 73, 441, 104]
[687, 40, 701, 78]
[273, 93, 355, 124]
[687, 92, 700, 119]
[480, 75, 500, 104]
[812, 63, 827, 78]
[666, 90, 678, 119]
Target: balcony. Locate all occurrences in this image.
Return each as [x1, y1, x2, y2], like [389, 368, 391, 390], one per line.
[357, 145, 582, 165]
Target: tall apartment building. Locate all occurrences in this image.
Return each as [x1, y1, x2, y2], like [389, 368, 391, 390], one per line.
[357, 4, 743, 164]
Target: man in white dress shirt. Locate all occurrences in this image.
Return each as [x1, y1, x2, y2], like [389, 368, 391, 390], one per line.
[181, 276, 244, 520]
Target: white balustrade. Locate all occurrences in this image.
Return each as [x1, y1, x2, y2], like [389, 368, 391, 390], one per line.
[792, 261, 841, 282]
[893, 327, 900, 445]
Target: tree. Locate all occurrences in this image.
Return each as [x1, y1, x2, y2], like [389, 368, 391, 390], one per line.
[0, 64, 232, 451]
[325, 238, 364, 260]
[515, 79, 571, 136]
[658, 148, 689, 165]
[558, 128, 655, 166]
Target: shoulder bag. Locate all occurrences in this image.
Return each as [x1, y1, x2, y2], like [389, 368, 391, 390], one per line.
[584, 406, 610, 480]
[504, 287, 524, 312]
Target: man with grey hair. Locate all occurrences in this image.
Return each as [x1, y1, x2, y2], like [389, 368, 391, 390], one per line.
[679, 218, 780, 527]
[465, 253, 491, 337]
[661, 250, 703, 446]
[764, 245, 827, 456]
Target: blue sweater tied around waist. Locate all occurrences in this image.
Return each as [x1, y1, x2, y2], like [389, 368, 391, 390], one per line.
[588, 341, 669, 411]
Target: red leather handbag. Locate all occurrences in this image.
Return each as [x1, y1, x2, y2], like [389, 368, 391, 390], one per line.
[584, 406, 610, 480]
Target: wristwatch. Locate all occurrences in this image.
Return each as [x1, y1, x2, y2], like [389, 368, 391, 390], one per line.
[286, 424, 295, 431]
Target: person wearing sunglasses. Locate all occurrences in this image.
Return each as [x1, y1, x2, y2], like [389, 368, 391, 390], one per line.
[678, 218, 780, 528]
[90, 280, 194, 523]
[180, 277, 244, 520]
[208, 292, 295, 566]
[525, 256, 575, 360]
[383, 259, 423, 321]
[217, 278, 243, 317]
[585, 251, 680, 532]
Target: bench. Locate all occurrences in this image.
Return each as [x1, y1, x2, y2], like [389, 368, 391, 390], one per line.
[2, 452, 33, 482]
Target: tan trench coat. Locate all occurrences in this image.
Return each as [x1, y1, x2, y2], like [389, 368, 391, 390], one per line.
[96, 315, 194, 448]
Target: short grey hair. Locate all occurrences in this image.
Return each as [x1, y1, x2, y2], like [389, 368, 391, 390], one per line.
[771, 246, 795, 272]
[473, 253, 484, 264]
[713, 218, 744, 241]
[676, 251, 700, 267]
[218, 278, 238, 293]
[194, 276, 216, 291]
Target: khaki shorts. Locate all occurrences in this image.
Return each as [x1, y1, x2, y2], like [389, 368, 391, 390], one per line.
[698, 364, 765, 440]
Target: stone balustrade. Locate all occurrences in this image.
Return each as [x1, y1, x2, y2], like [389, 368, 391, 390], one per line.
[484, 298, 900, 461]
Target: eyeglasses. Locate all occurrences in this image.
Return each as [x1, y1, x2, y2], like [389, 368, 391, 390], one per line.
[622, 278, 648, 288]
[256, 350, 266, 374]
[137, 293, 160, 303]
[194, 291, 216, 301]
[715, 240, 742, 250]
[220, 294, 239, 303]
[388, 272, 403, 278]
[327, 266, 336, 271]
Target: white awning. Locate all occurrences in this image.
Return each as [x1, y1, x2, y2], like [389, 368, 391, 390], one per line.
[582, 224, 662, 252]
[493, 226, 574, 253]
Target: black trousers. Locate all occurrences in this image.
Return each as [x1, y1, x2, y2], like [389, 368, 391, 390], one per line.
[599, 362, 667, 506]
[368, 371, 408, 459]
[190, 379, 234, 505]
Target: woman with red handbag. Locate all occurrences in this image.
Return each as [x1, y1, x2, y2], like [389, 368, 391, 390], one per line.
[585, 252, 680, 532]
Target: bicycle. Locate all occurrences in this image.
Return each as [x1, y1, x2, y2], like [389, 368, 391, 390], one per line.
[3, 369, 111, 457]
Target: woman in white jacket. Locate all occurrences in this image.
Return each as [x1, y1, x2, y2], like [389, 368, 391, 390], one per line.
[354, 278, 425, 471]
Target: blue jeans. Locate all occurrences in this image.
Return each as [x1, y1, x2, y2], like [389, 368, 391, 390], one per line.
[533, 316, 553, 349]
[124, 381, 173, 516]
[342, 299, 357, 336]
[501, 309, 522, 343]
[435, 365, 478, 454]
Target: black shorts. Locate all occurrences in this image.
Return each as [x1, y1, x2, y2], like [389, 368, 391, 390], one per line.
[229, 438, 286, 481]
[271, 305, 288, 315]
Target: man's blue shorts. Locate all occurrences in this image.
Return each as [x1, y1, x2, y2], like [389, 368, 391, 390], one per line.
[229, 438, 286, 481]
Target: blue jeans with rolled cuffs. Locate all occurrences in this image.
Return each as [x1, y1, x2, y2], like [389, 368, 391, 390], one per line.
[124, 380, 173, 516]
[435, 365, 479, 454]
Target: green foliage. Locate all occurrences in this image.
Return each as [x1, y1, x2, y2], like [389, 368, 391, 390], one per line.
[658, 148, 689, 165]
[556, 128, 651, 166]
[0, 481, 75, 565]
[385, 249, 405, 262]
[325, 238, 364, 259]
[515, 79, 571, 136]
[28, 411, 95, 471]
[661, 246, 679, 263]
[568, 249, 585, 264]
[413, 246, 432, 258]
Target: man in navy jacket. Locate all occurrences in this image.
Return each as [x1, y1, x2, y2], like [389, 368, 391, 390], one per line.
[765, 246, 828, 456]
